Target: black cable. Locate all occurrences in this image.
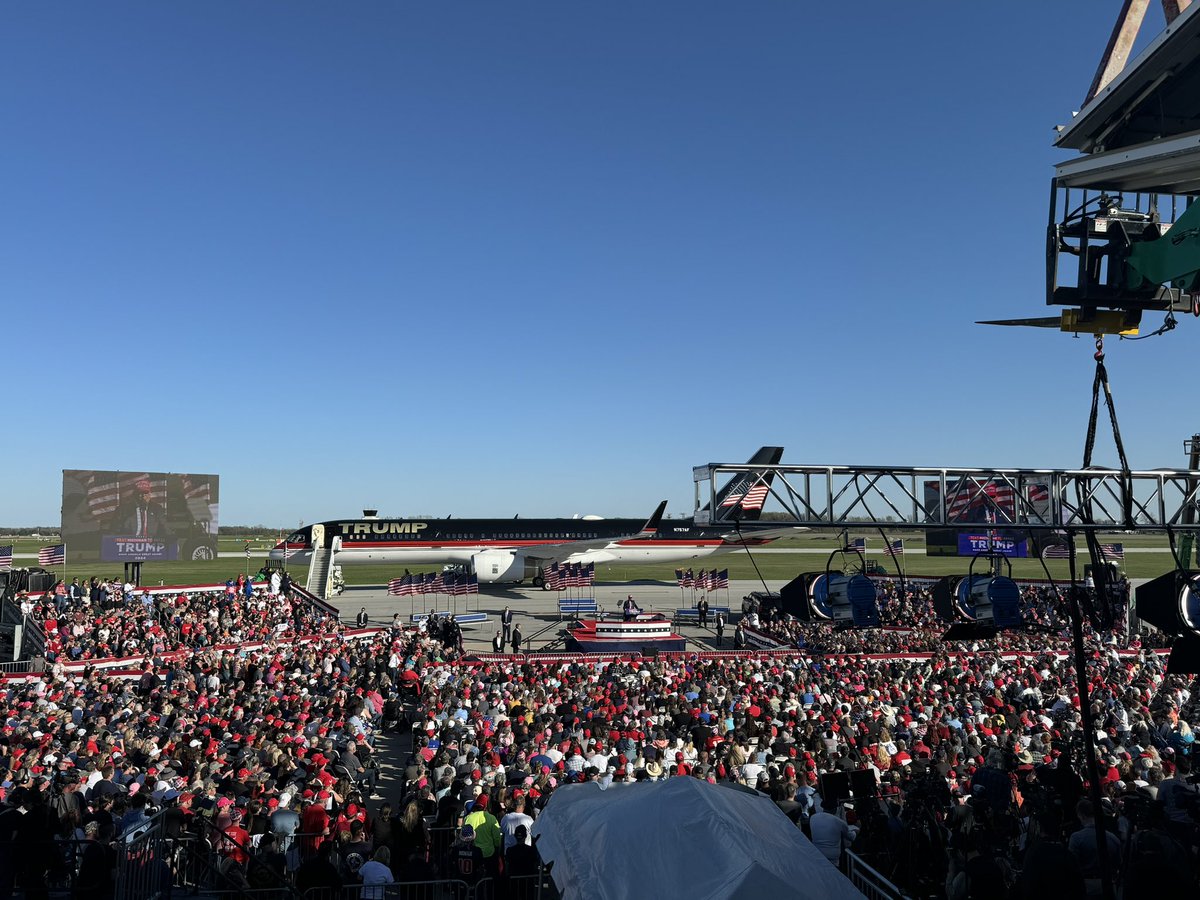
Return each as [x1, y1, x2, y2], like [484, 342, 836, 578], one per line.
[876, 525, 908, 614]
[733, 520, 772, 599]
[1121, 310, 1177, 340]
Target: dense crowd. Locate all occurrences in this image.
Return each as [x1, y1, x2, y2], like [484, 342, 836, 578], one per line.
[1, 573, 1198, 899]
[19, 575, 341, 661]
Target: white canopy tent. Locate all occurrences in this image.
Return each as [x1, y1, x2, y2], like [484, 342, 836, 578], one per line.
[531, 778, 865, 900]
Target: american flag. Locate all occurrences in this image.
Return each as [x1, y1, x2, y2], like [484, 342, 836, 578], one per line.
[1042, 543, 1074, 559]
[675, 569, 686, 588]
[38, 544, 66, 567]
[388, 577, 406, 596]
[1027, 484, 1050, 504]
[885, 539, 904, 557]
[740, 483, 770, 511]
[943, 479, 1016, 523]
[683, 568, 694, 589]
[430, 573, 444, 594]
[584, 562, 595, 586]
[87, 473, 168, 518]
[467, 573, 479, 595]
[843, 537, 866, 553]
[571, 563, 584, 588]
[719, 473, 755, 507]
[545, 563, 560, 591]
[715, 569, 729, 590]
[1099, 543, 1125, 560]
[0, 545, 11, 571]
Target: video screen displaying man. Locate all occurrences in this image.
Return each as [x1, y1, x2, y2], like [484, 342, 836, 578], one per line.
[61, 470, 220, 563]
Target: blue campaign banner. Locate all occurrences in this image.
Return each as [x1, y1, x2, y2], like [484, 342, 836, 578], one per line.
[101, 536, 180, 562]
[957, 533, 1028, 558]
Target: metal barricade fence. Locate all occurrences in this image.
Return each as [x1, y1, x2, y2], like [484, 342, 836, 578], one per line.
[845, 850, 910, 900]
[303, 880, 470, 900]
[114, 817, 175, 900]
[473, 872, 556, 900]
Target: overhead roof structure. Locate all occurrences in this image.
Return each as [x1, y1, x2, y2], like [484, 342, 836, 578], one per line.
[1055, 1, 1200, 192]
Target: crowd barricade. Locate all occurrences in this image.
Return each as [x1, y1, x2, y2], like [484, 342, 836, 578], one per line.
[845, 850, 909, 900]
[0, 625, 389, 680]
[475, 872, 556, 899]
[302, 880, 471, 900]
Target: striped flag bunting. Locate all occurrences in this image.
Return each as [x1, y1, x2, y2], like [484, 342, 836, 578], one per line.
[1042, 542, 1123, 561]
[38, 544, 66, 567]
[1042, 543, 1073, 559]
[885, 539, 904, 557]
[0, 545, 11, 571]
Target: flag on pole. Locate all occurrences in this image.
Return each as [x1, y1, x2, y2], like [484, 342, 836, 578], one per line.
[388, 577, 406, 596]
[842, 537, 866, 553]
[585, 562, 595, 587]
[885, 539, 904, 557]
[431, 573, 444, 594]
[0, 546, 11, 571]
[1042, 543, 1074, 559]
[1099, 543, 1125, 560]
[739, 482, 770, 511]
[715, 569, 729, 590]
[38, 544, 66, 567]
[683, 568, 694, 589]
[546, 563, 560, 591]
[675, 569, 686, 588]
[467, 573, 479, 595]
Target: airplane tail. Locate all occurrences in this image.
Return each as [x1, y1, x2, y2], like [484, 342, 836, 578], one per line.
[705, 446, 784, 521]
[633, 500, 668, 538]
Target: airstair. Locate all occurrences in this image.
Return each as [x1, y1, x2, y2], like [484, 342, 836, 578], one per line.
[306, 546, 331, 598]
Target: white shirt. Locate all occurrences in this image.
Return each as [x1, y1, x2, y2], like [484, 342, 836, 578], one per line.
[500, 811, 534, 849]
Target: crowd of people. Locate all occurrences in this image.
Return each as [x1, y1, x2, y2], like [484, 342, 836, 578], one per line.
[1, 571, 1198, 899]
[20, 575, 341, 661]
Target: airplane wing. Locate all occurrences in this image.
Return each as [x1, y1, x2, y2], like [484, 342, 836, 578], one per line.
[524, 500, 668, 564]
[719, 524, 807, 543]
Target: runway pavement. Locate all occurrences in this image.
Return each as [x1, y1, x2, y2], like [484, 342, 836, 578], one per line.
[324, 579, 778, 654]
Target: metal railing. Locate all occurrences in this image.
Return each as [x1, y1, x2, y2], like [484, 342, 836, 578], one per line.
[302, 881, 470, 900]
[845, 850, 910, 900]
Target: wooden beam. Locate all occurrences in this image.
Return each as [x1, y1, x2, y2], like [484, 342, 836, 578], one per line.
[1163, 0, 1193, 23]
[1085, 0, 1152, 105]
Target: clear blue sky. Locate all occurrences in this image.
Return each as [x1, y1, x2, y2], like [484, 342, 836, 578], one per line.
[0, 2, 1188, 526]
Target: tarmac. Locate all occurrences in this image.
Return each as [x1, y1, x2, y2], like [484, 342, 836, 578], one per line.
[322, 578, 781, 654]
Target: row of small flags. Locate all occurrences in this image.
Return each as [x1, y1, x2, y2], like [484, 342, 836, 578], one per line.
[1042, 542, 1125, 560]
[543, 562, 595, 591]
[675, 569, 730, 591]
[388, 572, 480, 596]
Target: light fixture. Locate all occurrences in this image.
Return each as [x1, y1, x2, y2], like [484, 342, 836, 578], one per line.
[1135, 570, 1200, 673]
[780, 571, 881, 628]
[931, 572, 1023, 640]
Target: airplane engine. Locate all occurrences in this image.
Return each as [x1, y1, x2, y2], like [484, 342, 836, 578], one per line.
[471, 550, 538, 584]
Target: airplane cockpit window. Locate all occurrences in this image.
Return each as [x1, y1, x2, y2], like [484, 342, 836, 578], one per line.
[286, 531, 306, 543]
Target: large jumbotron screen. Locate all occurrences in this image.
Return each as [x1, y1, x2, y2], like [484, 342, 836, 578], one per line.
[61, 470, 220, 563]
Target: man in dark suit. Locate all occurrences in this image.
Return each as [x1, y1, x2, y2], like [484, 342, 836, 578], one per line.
[120, 482, 169, 539]
[501, 607, 514, 643]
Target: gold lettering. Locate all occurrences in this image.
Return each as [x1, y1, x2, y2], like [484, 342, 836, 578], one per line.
[354, 523, 370, 535]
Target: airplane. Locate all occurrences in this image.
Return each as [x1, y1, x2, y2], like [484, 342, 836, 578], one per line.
[267, 447, 797, 587]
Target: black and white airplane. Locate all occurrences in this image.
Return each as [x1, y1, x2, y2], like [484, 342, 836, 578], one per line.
[269, 447, 793, 586]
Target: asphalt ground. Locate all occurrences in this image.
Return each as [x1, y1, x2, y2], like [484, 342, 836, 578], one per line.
[326, 579, 772, 655]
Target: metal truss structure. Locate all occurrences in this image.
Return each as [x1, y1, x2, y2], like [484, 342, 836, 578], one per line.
[692, 463, 1200, 532]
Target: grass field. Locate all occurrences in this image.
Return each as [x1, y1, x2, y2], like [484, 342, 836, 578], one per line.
[7, 529, 1189, 588]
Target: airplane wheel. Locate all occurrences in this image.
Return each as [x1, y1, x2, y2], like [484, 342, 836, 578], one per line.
[532, 576, 544, 589]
